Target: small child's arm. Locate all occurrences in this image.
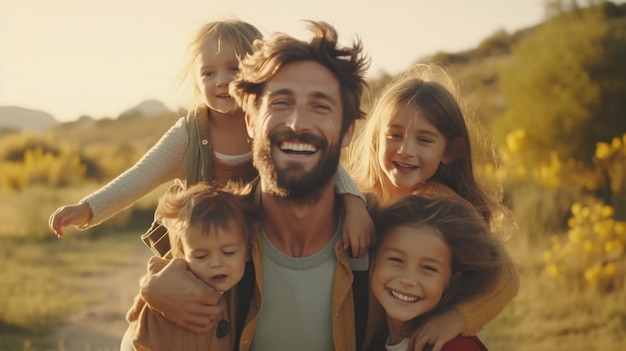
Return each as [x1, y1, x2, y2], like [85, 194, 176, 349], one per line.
[456, 257, 520, 334]
[335, 164, 373, 258]
[409, 252, 520, 351]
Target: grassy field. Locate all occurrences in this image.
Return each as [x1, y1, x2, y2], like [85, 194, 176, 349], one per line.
[0, 232, 150, 351]
[479, 234, 626, 350]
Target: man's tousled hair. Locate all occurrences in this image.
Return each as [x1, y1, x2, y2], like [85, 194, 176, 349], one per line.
[231, 20, 369, 134]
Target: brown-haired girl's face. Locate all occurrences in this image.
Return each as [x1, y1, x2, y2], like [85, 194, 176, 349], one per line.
[195, 37, 241, 115]
[377, 106, 450, 201]
[372, 224, 452, 324]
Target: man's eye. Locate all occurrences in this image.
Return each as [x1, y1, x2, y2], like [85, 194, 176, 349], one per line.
[313, 103, 330, 111]
[271, 100, 289, 107]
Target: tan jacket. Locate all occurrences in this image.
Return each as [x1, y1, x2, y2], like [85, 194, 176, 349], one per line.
[126, 256, 235, 351]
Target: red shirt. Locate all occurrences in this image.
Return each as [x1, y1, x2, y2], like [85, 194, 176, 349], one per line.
[370, 336, 489, 351]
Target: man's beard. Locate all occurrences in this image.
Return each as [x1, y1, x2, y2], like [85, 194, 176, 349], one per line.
[252, 129, 341, 204]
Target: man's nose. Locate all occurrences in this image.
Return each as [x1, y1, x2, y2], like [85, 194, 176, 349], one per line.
[285, 104, 311, 132]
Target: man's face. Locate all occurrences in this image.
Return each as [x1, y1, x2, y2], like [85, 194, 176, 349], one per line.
[246, 60, 354, 202]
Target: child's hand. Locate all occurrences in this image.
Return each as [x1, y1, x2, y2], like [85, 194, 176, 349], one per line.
[408, 308, 465, 351]
[141, 258, 225, 333]
[48, 203, 92, 238]
[341, 194, 374, 258]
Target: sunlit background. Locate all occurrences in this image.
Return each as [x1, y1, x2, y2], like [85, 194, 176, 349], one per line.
[1, 0, 545, 121]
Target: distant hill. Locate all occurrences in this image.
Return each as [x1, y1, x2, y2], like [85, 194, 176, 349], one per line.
[118, 100, 171, 120]
[0, 106, 58, 132]
[0, 99, 172, 134]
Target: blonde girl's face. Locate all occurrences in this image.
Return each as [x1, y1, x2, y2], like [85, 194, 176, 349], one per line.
[372, 224, 452, 325]
[195, 37, 240, 115]
[377, 106, 449, 202]
[182, 223, 248, 292]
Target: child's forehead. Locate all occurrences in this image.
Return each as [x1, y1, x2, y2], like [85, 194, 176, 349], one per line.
[184, 222, 248, 243]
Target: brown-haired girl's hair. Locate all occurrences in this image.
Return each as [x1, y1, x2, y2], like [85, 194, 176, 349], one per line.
[157, 182, 259, 258]
[374, 194, 505, 332]
[347, 64, 505, 228]
[230, 20, 369, 136]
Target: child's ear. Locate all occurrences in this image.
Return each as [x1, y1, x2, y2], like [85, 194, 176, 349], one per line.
[446, 271, 463, 289]
[442, 137, 462, 164]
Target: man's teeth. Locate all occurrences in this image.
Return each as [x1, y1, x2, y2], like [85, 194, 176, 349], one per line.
[280, 142, 316, 152]
[390, 290, 419, 302]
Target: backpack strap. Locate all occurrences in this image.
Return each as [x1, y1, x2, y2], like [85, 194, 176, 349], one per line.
[350, 251, 370, 351]
[185, 109, 214, 185]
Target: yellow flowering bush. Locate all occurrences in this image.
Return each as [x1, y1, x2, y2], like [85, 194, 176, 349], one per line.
[543, 201, 625, 292]
[593, 134, 626, 214]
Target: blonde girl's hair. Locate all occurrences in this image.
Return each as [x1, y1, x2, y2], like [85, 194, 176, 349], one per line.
[346, 64, 504, 227]
[179, 19, 263, 110]
[157, 182, 259, 258]
[373, 195, 505, 333]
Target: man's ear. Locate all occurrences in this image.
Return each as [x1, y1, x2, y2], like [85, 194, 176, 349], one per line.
[341, 121, 355, 148]
[245, 113, 255, 139]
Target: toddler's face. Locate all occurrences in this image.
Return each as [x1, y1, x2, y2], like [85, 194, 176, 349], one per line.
[371, 224, 452, 324]
[195, 37, 240, 115]
[182, 222, 248, 292]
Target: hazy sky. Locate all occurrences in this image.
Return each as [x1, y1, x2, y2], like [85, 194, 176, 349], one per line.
[1, 0, 548, 122]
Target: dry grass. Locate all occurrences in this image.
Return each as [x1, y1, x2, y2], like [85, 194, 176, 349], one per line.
[0, 233, 146, 351]
[479, 234, 626, 350]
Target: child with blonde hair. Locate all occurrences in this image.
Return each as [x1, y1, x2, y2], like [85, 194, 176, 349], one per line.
[346, 64, 518, 350]
[126, 182, 259, 351]
[49, 19, 372, 258]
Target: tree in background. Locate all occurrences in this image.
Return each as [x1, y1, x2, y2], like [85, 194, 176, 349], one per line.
[495, 1, 626, 165]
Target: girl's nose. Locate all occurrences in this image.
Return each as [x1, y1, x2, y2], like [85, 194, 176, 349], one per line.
[216, 70, 232, 87]
[398, 137, 417, 156]
[398, 269, 418, 287]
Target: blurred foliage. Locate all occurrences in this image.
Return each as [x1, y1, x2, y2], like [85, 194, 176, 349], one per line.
[495, 1, 626, 165]
[543, 200, 625, 293]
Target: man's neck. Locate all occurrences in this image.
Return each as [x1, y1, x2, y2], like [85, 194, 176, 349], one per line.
[260, 182, 338, 258]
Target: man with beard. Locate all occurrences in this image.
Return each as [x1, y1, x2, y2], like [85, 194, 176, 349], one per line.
[134, 21, 383, 351]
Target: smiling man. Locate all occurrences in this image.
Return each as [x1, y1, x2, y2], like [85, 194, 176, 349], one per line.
[228, 21, 379, 351]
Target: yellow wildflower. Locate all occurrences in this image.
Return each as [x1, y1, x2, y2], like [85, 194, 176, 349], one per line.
[611, 137, 622, 150]
[584, 266, 600, 281]
[595, 142, 612, 160]
[546, 264, 560, 277]
[571, 202, 583, 216]
[601, 263, 616, 278]
[543, 251, 552, 262]
[600, 205, 615, 219]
